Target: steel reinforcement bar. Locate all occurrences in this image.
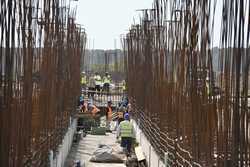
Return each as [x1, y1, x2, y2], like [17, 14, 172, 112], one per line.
[124, 0, 250, 166]
[0, 0, 86, 166]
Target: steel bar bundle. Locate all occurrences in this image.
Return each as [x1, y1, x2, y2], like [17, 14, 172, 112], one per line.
[124, 0, 250, 166]
[0, 0, 86, 166]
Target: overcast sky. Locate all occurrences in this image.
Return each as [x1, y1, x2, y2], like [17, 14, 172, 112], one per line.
[74, 0, 248, 50]
[75, 0, 153, 49]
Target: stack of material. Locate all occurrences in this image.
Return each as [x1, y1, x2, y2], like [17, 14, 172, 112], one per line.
[90, 144, 126, 163]
[125, 146, 147, 167]
[91, 127, 106, 135]
[100, 116, 107, 127]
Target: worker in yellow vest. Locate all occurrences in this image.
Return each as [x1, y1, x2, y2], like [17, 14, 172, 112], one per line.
[121, 80, 126, 92]
[94, 72, 102, 94]
[103, 72, 111, 94]
[205, 77, 211, 96]
[116, 113, 135, 155]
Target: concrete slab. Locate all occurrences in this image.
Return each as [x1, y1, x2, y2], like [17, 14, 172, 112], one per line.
[64, 132, 126, 167]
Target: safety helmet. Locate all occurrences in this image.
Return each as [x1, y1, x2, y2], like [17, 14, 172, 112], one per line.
[124, 113, 130, 120]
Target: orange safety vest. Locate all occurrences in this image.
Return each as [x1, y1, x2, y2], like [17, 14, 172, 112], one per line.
[83, 102, 88, 113]
[107, 107, 112, 121]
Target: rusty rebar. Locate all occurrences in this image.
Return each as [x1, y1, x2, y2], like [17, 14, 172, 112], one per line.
[124, 0, 250, 166]
[0, 0, 86, 166]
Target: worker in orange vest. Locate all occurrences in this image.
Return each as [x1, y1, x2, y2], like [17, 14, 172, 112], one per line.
[107, 101, 113, 120]
[88, 103, 100, 117]
[83, 102, 88, 113]
[106, 100, 113, 131]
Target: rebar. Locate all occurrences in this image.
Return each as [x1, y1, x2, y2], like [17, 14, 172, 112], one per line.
[124, 0, 250, 166]
[0, 0, 86, 166]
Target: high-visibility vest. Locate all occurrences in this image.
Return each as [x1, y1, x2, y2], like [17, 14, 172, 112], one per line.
[88, 77, 96, 87]
[121, 80, 126, 91]
[206, 82, 210, 95]
[122, 84, 126, 91]
[108, 75, 111, 82]
[103, 76, 111, 84]
[81, 76, 87, 85]
[120, 120, 133, 137]
[94, 75, 102, 85]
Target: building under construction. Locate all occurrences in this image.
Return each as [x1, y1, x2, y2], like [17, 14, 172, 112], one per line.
[0, 0, 250, 167]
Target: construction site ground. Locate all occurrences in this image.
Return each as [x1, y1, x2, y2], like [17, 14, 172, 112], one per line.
[64, 132, 126, 167]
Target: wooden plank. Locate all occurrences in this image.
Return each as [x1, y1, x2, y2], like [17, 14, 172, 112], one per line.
[134, 146, 146, 162]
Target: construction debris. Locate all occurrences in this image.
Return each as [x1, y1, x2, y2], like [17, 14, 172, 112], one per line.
[90, 144, 125, 163]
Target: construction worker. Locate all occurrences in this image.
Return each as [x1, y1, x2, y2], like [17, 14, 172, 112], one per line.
[122, 80, 126, 93]
[83, 101, 88, 113]
[103, 72, 111, 94]
[116, 113, 135, 155]
[79, 95, 84, 106]
[78, 95, 84, 112]
[106, 100, 113, 131]
[78, 95, 88, 113]
[94, 72, 102, 94]
[117, 106, 126, 125]
[87, 103, 100, 117]
[205, 77, 211, 96]
[81, 71, 87, 91]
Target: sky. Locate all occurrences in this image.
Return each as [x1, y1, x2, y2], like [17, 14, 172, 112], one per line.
[75, 0, 153, 49]
[73, 0, 248, 50]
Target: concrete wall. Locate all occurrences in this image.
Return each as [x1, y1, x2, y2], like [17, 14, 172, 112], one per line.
[132, 120, 165, 167]
[49, 118, 77, 167]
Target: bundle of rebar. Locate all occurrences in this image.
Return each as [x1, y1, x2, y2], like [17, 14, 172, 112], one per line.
[124, 0, 249, 166]
[0, 0, 86, 166]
